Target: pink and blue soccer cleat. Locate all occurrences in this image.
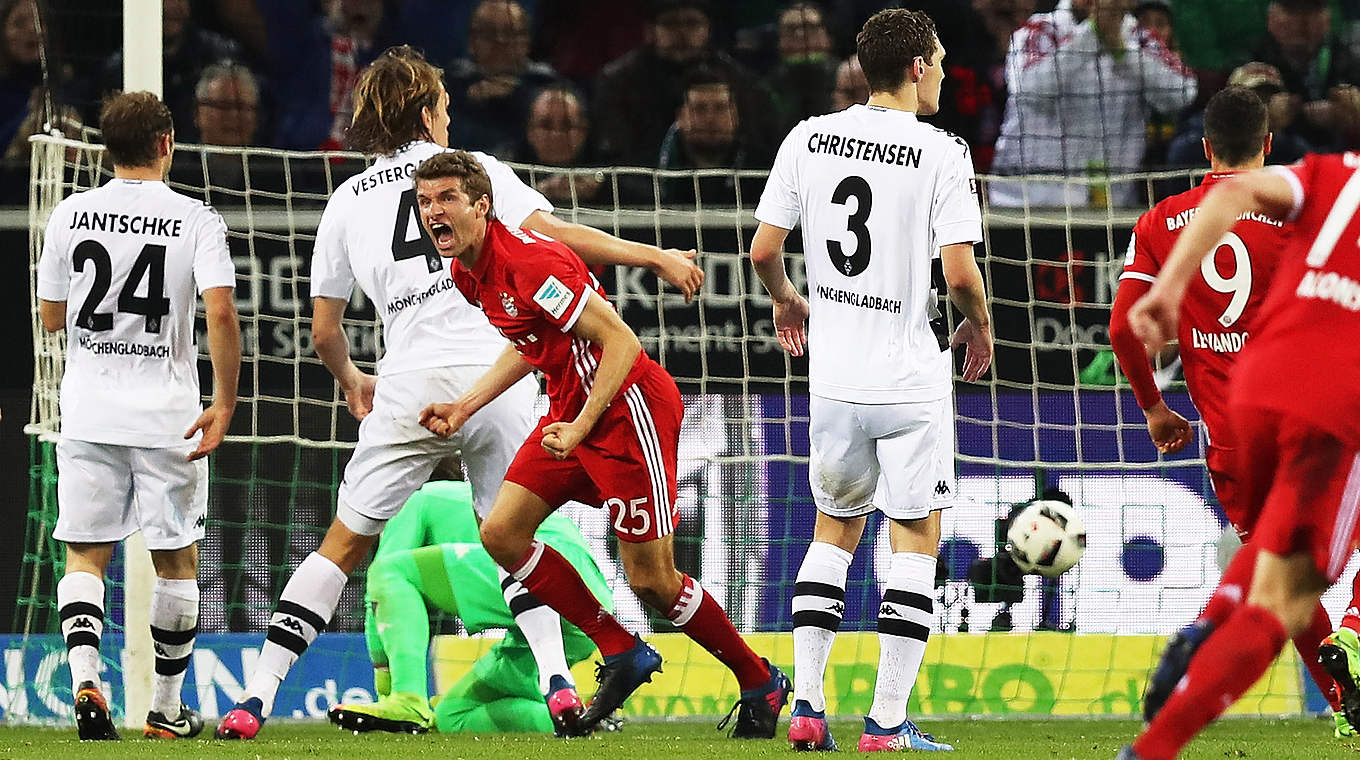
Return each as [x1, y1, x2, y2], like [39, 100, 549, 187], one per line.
[214, 697, 265, 740]
[788, 699, 838, 751]
[857, 716, 954, 752]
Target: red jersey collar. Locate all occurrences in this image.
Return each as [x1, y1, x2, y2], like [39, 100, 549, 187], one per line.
[1200, 171, 1241, 187]
[464, 219, 503, 282]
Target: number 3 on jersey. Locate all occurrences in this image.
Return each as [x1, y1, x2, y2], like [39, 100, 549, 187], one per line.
[829, 176, 872, 277]
[1202, 232, 1252, 328]
[392, 188, 442, 273]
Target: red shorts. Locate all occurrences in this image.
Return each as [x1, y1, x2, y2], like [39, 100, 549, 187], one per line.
[1231, 404, 1360, 581]
[1205, 444, 1248, 536]
[504, 369, 682, 543]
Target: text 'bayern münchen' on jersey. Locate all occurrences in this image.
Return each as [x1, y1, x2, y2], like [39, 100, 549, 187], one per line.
[36, 178, 236, 447]
[309, 140, 552, 375]
[451, 221, 653, 423]
[1120, 172, 1286, 446]
[754, 104, 983, 403]
[1231, 153, 1360, 445]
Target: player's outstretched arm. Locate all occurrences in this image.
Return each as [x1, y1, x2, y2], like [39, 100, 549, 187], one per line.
[1109, 277, 1193, 454]
[540, 291, 642, 460]
[420, 343, 534, 438]
[750, 222, 809, 356]
[522, 210, 704, 302]
[186, 286, 240, 461]
[942, 242, 993, 382]
[1131, 171, 1295, 351]
[312, 296, 378, 421]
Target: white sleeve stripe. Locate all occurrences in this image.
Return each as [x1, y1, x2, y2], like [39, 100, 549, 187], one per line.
[1119, 271, 1156, 283]
[560, 289, 592, 332]
[1268, 165, 1306, 222]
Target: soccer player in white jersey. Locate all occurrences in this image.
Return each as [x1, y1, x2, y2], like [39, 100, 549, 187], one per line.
[36, 92, 240, 741]
[751, 9, 992, 753]
[217, 46, 703, 740]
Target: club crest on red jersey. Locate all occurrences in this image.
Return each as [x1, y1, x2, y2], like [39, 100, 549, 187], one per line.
[500, 291, 518, 317]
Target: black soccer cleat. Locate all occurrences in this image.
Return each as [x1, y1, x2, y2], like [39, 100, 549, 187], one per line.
[74, 680, 119, 741]
[579, 634, 662, 731]
[716, 658, 791, 739]
[144, 704, 205, 738]
[1319, 630, 1360, 734]
[1143, 619, 1213, 722]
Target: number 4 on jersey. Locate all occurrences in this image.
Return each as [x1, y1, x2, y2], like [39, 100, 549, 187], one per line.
[392, 188, 442, 273]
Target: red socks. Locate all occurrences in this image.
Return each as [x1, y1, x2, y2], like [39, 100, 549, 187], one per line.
[1199, 542, 1257, 626]
[509, 541, 636, 657]
[1134, 605, 1288, 760]
[668, 574, 770, 691]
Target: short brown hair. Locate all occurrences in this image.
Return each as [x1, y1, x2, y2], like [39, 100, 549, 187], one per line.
[413, 150, 495, 217]
[1203, 86, 1269, 167]
[348, 45, 446, 155]
[856, 9, 937, 94]
[99, 91, 173, 168]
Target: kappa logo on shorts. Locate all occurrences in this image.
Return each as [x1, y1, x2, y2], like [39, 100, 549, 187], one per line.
[934, 480, 951, 497]
[533, 275, 574, 319]
[195, 514, 205, 528]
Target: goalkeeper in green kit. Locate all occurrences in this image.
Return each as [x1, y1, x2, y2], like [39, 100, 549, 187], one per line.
[327, 479, 613, 734]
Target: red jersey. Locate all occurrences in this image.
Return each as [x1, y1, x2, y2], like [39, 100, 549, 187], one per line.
[1232, 153, 1360, 446]
[1117, 172, 1288, 448]
[452, 220, 654, 422]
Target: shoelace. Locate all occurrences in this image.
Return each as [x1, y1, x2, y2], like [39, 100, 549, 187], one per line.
[904, 720, 937, 741]
[715, 700, 743, 731]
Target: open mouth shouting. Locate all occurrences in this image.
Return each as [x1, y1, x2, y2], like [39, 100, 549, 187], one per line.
[427, 220, 455, 251]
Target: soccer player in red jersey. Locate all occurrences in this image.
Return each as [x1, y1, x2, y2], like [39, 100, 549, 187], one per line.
[410, 150, 791, 736]
[1110, 87, 1343, 728]
[1119, 149, 1360, 759]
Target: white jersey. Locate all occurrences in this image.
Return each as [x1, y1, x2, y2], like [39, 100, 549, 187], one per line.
[37, 179, 236, 447]
[310, 141, 552, 375]
[755, 104, 982, 403]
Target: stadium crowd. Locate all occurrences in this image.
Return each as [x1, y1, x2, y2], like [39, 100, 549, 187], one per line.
[6, 0, 1360, 205]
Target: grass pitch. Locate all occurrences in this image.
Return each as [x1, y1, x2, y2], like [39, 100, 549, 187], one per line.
[0, 718, 1344, 759]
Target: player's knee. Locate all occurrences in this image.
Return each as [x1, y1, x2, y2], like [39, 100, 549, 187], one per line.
[478, 518, 527, 566]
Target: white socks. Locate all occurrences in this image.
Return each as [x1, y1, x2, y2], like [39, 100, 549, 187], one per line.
[150, 578, 199, 716]
[499, 566, 571, 693]
[867, 552, 936, 729]
[791, 542, 852, 713]
[57, 572, 104, 695]
[246, 552, 348, 716]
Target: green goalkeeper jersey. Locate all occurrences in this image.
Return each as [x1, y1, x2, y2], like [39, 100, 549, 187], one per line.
[370, 480, 613, 631]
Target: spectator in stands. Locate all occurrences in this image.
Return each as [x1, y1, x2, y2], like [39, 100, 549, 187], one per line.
[658, 69, 768, 206]
[194, 61, 260, 147]
[0, 0, 41, 152]
[830, 54, 868, 110]
[764, 2, 837, 130]
[1133, 0, 1176, 50]
[95, 0, 241, 142]
[516, 85, 604, 204]
[1136, 1, 1180, 168]
[1166, 61, 1312, 170]
[535, 0, 648, 85]
[990, 0, 1197, 207]
[923, 0, 1034, 171]
[1172, 0, 1270, 72]
[593, 0, 775, 167]
[1250, 0, 1360, 150]
[257, 0, 395, 150]
[446, 0, 559, 156]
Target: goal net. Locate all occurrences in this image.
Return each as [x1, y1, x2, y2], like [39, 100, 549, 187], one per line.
[14, 133, 1345, 724]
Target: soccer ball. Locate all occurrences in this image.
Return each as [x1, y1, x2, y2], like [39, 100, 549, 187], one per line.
[1006, 499, 1087, 578]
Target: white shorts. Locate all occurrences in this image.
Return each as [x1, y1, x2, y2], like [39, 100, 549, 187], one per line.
[53, 438, 208, 551]
[337, 365, 537, 532]
[808, 394, 957, 521]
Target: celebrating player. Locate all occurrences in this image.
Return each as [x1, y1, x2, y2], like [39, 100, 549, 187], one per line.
[216, 46, 703, 740]
[36, 92, 240, 740]
[327, 477, 612, 735]
[1119, 152, 1360, 759]
[413, 150, 791, 736]
[749, 9, 991, 753]
[1109, 86, 1346, 733]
